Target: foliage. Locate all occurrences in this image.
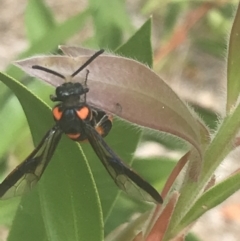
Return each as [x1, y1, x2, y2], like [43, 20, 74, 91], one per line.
[0, 1, 239, 241]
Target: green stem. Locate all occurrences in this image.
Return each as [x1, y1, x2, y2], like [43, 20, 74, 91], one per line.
[166, 103, 240, 239]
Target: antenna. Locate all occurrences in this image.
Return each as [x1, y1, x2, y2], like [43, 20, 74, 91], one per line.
[32, 49, 104, 81]
[71, 49, 104, 78]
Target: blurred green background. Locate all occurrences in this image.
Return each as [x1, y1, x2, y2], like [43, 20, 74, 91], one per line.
[0, 1, 237, 241]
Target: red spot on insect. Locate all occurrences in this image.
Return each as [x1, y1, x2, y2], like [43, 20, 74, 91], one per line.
[52, 107, 62, 120]
[95, 126, 104, 136]
[76, 106, 89, 120]
[67, 133, 81, 140]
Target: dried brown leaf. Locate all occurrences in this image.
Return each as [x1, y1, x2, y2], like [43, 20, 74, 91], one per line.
[161, 152, 190, 199]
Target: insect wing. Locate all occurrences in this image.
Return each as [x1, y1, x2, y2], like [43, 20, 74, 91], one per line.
[0, 126, 62, 199]
[84, 124, 163, 204]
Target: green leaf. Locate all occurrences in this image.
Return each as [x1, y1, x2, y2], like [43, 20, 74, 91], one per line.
[177, 171, 240, 233]
[7, 191, 46, 241]
[89, 0, 133, 49]
[0, 93, 29, 159]
[0, 79, 53, 160]
[132, 157, 176, 189]
[25, 0, 55, 43]
[116, 18, 153, 67]
[0, 198, 20, 226]
[0, 72, 103, 241]
[227, 2, 240, 111]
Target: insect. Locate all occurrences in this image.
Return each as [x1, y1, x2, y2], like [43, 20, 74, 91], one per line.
[0, 50, 163, 204]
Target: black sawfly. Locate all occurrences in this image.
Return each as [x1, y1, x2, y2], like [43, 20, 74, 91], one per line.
[0, 50, 163, 204]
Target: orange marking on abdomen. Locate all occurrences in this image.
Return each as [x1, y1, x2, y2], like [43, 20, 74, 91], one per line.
[95, 126, 104, 136]
[76, 107, 90, 120]
[67, 133, 81, 140]
[52, 107, 62, 120]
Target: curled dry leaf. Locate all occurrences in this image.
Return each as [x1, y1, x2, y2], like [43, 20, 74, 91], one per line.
[161, 152, 190, 199]
[14, 47, 206, 158]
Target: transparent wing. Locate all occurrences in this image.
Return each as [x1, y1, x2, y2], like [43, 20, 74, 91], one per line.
[84, 124, 163, 204]
[0, 126, 62, 199]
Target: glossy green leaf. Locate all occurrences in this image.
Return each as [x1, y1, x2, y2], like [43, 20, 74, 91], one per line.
[7, 191, 46, 241]
[0, 72, 103, 241]
[227, 2, 240, 111]
[25, 0, 55, 43]
[116, 18, 153, 67]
